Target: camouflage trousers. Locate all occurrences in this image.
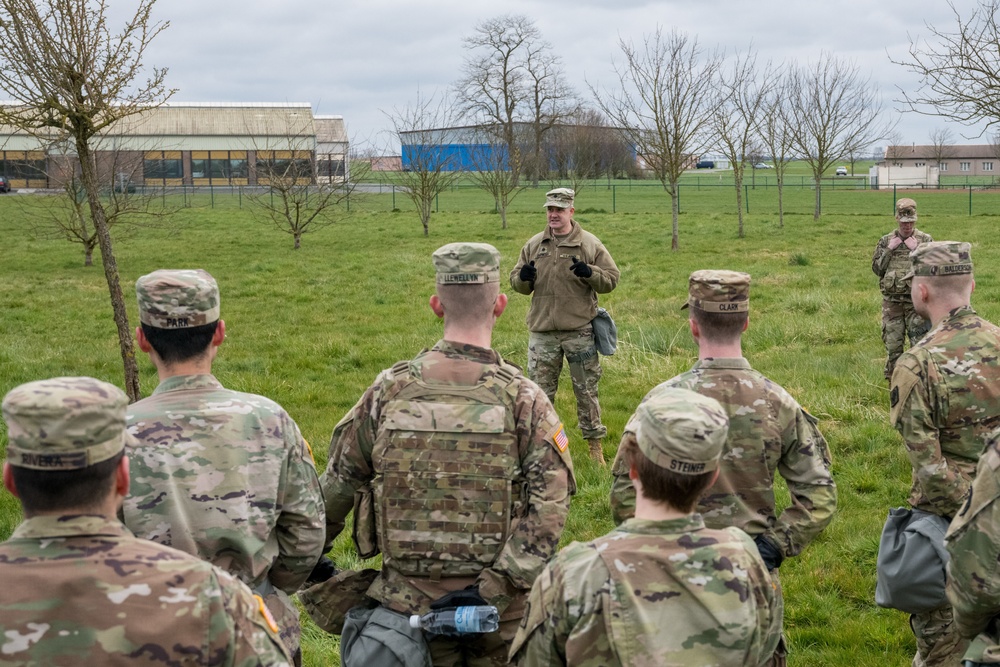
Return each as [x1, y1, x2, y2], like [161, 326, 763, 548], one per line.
[528, 326, 607, 440]
[882, 299, 930, 380]
[260, 586, 301, 661]
[763, 570, 787, 667]
[910, 605, 970, 667]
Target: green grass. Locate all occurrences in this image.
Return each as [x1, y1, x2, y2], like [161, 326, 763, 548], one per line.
[3, 189, 1000, 666]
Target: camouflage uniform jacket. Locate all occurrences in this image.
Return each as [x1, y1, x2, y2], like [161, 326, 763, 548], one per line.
[610, 358, 837, 559]
[510, 221, 620, 332]
[871, 229, 933, 301]
[891, 306, 1000, 517]
[509, 515, 782, 667]
[320, 339, 575, 615]
[946, 438, 1000, 661]
[0, 514, 291, 666]
[123, 374, 326, 644]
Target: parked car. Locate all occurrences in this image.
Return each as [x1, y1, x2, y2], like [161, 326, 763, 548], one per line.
[835, 166, 848, 176]
[695, 160, 715, 169]
[0, 176, 10, 193]
[753, 163, 774, 169]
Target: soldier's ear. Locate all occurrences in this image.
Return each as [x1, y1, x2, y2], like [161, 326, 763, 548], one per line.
[493, 293, 508, 318]
[115, 455, 130, 499]
[689, 318, 700, 341]
[429, 295, 445, 319]
[2, 463, 18, 499]
[135, 326, 153, 353]
[742, 315, 750, 333]
[211, 320, 226, 348]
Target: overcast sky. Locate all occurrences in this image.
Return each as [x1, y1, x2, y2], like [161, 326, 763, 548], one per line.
[134, 0, 987, 151]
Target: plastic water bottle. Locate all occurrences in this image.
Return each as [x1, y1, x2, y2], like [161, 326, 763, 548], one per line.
[408, 605, 500, 636]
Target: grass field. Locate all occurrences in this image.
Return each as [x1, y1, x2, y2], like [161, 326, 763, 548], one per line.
[2, 187, 1000, 666]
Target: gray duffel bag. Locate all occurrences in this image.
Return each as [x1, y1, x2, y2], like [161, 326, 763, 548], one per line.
[341, 605, 432, 667]
[592, 307, 617, 356]
[875, 507, 951, 614]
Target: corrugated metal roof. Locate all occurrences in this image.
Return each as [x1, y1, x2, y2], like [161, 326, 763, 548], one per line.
[314, 116, 347, 143]
[886, 145, 997, 159]
[113, 104, 316, 138]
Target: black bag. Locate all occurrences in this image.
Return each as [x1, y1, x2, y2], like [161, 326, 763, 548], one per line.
[875, 507, 951, 614]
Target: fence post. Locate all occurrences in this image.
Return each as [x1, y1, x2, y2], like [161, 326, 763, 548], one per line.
[893, 183, 897, 212]
[392, 185, 396, 210]
[436, 192, 439, 213]
[969, 185, 973, 216]
[210, 184, 215, 208]
[744, 184, 749, 214]
[677, 183, 681, 214]
[612, 185, 616, 214]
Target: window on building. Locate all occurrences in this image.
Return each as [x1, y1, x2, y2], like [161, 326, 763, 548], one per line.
[984, 162, 994, 172]
[317, 156, 345, 179]
[961, 162, 970, 171]
[144, 151, 183, 180]
[915, 162, 926, 167]
[256, 150, 313, 184]
[939, 163, 948, 171]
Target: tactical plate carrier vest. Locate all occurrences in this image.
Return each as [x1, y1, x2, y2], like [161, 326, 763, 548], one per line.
[372, 351, 522, 578]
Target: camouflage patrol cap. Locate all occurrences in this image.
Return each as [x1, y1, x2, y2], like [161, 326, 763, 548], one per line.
[136, 269, 220, 329]
[3, 376, 134, 471]
[432, 242, 501, 284]
[681, 270, 751, 312]
[896, 198, 918, 223]
[543, 187, 575, 209]
[627, 386, 728, 475]
[905, 241, 973, 279]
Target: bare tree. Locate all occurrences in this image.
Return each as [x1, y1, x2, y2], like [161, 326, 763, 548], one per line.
[467, 124, 524, 229]
[243, 109, 367, 249]
[712, 47, 778, 238]
[0, 0, 174, 401]
[884, 130, 905, 186]
[894, 1, 1000, 132]
[25, 143, 160, 266]
[928, 127, 956, 167]
[592, 27, 722, 249]
[383, 91, 463, 236]
[785, 52, 895, 219]
[757, 67, 797, 228]
[455, 14, 575, 190]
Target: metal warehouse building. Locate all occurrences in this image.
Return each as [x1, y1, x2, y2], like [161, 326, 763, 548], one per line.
[0, 102, 348, 189]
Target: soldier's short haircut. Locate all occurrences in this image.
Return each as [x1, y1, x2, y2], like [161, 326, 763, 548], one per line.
[141, 321, 219, 364]
[436, 282, 500, 327]
[919, 273, 974, 301]
[690, 306, 748, 343]
[11, 451, 124, 514]
[622, 434, 715, 513]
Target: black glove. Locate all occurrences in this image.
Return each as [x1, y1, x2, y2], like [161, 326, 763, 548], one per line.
[570, 256, 592, 278]
[429, 584, 489, 610]
[753, 534, 784, 571]
[306, 555, 338, 584]
[519, 260, 536, 282]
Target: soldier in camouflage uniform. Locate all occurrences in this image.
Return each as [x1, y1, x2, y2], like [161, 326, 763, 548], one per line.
[510, 188, 620, 464]
[122, 269, 326, 665]
[872, 197, 933, 380]
[945, 429, 1000, 666]
[319, 243, 575, 666]
[510, 386, 781, 666]
[890, 242, 1000, 667]
[0, 376, 291, 666]
[609, 270, 837, 667]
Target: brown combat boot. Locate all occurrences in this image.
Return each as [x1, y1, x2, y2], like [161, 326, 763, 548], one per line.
[588, 439, 605, 465]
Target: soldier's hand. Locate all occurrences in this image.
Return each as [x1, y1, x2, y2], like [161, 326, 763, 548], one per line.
[306, 555, 338, 584]
[904, 235, 919, 251]
[519, 260, 537, 282]
[570, 256, 592, 278]
[429, 585, 489, 610]
[887, 236, 903, 250]
[753, 534, 784, 571]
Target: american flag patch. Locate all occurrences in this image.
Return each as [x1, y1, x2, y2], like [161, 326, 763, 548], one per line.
[553, 424, 569, 452]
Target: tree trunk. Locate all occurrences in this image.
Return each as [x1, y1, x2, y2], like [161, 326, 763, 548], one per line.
[84, 243, 94, 267]
[500, 206, 508, 230]
[670, 181, 680, 251]
[294, 233, 301, 249]
[734, 172, 745, 239]
[77, 143, 142, 402]
[778, 178, 785, 229]
[814, 178, 822, 220]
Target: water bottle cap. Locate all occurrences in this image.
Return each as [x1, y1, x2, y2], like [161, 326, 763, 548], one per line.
[409, 614, 421, 629]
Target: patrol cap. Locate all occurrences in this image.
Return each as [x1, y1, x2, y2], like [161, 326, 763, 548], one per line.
[905, 241, 973, 279]
[3, 376, 134, 471]
[136, 269, 220, 329]
[432, 242, 501, 284]
[543, 187, 575, 209]
[896, 198, 918, 223]
[682, 270, 751, 312]
[626, 386, 728, 475]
